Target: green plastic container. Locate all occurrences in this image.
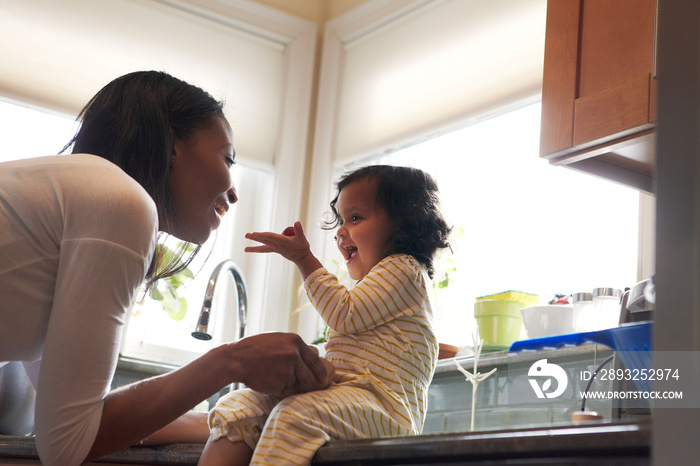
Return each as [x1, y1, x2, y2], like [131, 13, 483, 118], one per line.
[474, 299, 525, 350]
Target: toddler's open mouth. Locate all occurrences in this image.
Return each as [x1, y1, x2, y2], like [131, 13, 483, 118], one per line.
[342, 244, 358, 262]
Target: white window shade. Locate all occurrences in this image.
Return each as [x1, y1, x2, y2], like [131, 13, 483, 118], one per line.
[0, 0, 291, 166]
[332, 0, 547, 162]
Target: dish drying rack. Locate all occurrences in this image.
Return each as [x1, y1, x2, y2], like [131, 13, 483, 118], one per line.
[509, 321, 653, 392]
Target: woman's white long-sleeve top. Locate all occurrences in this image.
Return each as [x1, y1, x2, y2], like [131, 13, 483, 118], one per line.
[0, 154, 157, 466]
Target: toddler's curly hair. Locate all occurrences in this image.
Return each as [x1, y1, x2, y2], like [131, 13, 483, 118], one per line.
[324, 165, 452, 279]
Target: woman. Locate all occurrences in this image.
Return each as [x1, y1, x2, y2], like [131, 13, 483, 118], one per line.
[0, 71, 331, 466]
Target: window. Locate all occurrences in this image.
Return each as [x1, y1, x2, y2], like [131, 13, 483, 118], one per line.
[0, 99, 76, 162]
[334, 102, 648, 346]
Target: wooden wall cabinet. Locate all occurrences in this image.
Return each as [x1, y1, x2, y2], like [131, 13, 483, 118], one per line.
[540, 0, 657, 193]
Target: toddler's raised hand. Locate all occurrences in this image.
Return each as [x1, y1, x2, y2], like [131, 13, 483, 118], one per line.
[245, 221, 310, 263]
[245, 221, 322, 279]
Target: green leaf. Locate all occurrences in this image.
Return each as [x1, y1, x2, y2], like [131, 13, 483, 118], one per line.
[160, 287, 188, 321]
[151, 241, 195, 319]
[167, 297, 187, 321]
[149, 287, 164, 301]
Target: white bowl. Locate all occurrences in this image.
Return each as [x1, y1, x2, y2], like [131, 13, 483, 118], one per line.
[520, 305, 573, 339]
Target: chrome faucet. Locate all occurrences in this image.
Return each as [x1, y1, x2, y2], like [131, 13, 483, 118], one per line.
[192, 259, 247, 342]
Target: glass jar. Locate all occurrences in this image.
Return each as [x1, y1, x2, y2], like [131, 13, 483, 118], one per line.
[592, 287, 623, 330]
[572, 292, 595, 332]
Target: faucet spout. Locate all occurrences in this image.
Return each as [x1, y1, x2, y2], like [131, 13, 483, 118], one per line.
[192, 259, 247, 341]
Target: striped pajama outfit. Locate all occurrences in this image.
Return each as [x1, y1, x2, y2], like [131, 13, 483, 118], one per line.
[208, 253, 438, 466]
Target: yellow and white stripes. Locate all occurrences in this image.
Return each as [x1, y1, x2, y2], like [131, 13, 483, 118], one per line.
[207, 254, 438, 466]
[306, 254, 438, 434]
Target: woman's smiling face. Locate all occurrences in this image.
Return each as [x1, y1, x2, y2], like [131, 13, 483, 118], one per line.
[166, 115, 238, 244]
[335, 178, 397, 280]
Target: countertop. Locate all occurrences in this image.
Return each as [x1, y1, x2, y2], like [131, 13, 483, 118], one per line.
[0, 436, 202, 465]
[312, 420, 650, 465]
[0, 421, 650, 465]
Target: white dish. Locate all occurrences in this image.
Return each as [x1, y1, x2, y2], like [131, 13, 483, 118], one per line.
[520, 305, 573, 339]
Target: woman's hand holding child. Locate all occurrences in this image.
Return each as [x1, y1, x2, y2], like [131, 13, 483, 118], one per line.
[229, 332, 333, 397]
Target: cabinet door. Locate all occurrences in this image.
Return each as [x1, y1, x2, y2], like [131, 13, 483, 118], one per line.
[540, 0, 656, 156]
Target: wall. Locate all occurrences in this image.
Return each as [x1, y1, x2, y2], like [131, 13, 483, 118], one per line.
[652, 0, 700, 463]
[252, 0, 369, 23]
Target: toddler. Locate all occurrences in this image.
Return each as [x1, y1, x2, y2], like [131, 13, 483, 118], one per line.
[199, 165, 451, 466]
